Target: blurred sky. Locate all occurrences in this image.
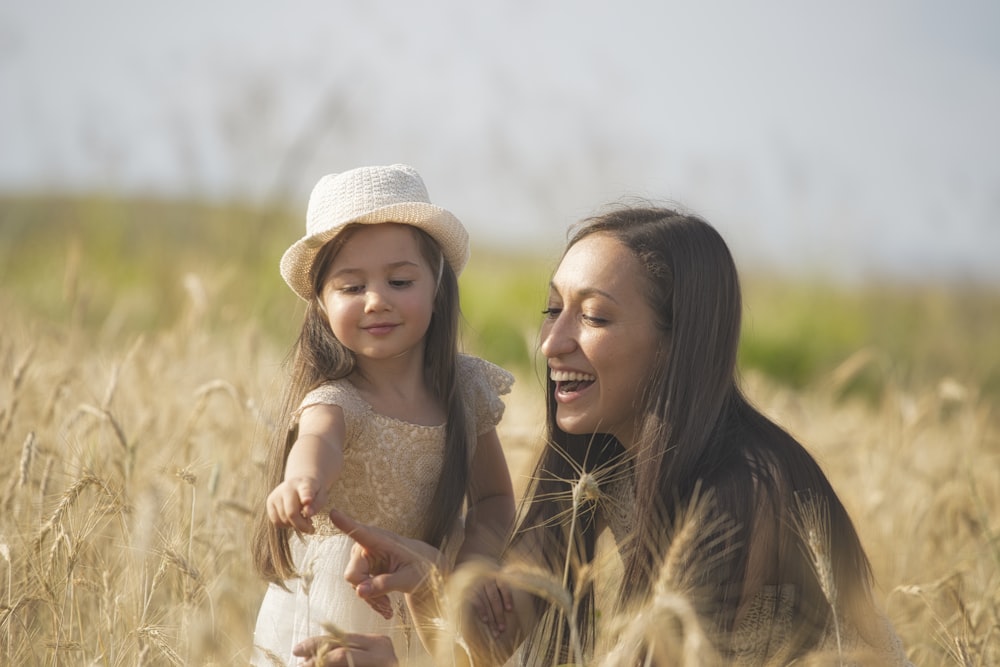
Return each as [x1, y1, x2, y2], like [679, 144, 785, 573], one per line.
[2, 1, 998, 283]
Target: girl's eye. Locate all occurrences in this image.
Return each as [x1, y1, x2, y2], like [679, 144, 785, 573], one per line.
[389, 279, 414, 288]
[338, 284, 364, 294]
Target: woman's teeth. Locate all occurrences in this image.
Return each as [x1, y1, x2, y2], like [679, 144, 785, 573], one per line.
[550, 370, 596, 382]
[551, 370, 595, 394]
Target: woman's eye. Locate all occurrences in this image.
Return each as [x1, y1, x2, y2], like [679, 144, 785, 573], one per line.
[541, 307, 562, 319]
[582, 314, 608, 326]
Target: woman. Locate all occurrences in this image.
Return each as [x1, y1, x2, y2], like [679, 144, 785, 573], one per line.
[295, 205, 909, 666]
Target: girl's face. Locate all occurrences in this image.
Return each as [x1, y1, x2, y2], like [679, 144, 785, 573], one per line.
[540, 232, 661, 448]
[319, 223, 437, 364]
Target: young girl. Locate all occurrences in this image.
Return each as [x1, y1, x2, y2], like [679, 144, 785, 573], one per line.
[250, 164, 516, 666]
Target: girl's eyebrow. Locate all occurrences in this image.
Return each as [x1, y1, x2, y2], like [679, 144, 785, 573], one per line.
[548, 282, 620, 305]
[330, 260, 421, 278]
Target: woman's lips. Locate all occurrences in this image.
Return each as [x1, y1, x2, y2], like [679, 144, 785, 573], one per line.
[550, 369, 596, 399]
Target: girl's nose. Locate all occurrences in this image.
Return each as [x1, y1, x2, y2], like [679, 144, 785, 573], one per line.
[364, 287, 390, 312]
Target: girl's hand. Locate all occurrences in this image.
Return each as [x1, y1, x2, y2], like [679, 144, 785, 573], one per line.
[265, 476, 327, 533]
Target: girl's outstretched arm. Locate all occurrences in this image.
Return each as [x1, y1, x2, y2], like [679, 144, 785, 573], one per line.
[266, 404, 345, 534]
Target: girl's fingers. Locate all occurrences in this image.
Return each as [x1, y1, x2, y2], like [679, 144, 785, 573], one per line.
[296, 480, 316, 515]
[266, 498, 279, 525]
[282, 494, 312, 533]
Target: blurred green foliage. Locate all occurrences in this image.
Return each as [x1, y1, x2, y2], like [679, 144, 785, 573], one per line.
[3, 195, 998, 397]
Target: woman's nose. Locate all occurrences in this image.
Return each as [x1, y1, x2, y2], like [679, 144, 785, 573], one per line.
[540, 316, 575, 358]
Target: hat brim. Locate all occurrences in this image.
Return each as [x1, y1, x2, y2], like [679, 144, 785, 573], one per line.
[280, 202, 470, 301]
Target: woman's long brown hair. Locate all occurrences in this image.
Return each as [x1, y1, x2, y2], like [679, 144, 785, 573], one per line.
[511, 206, 874, 664]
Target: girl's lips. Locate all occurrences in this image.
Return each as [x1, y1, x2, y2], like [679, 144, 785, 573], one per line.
[363, 324, 397, 336]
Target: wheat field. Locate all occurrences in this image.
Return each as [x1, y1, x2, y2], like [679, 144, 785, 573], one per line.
[1, 198, 998, 665]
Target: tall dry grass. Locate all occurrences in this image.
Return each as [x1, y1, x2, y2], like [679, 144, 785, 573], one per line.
[1, 271, 998, 664]
[0, 283, 277, 665]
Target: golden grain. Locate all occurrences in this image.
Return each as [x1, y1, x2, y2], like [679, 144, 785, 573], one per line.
[17, 430, 35, 488]
[792, 493, 842, 656]
[1, 284, 997, 665]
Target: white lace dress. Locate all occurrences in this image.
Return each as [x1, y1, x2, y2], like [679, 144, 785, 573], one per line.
[252, 355, 513, 666]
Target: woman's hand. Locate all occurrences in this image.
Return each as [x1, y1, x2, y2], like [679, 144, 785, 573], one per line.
[265, 476, 328, 534]
[470, 571, 514, 637]
[292, 632, 398, 667]
[330, 508, 445, 607]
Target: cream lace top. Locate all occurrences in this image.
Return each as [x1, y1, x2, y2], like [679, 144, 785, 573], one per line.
[292, 354, 513, 539]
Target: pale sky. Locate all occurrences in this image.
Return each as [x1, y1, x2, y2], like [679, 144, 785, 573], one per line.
[2, 0, 998, 282]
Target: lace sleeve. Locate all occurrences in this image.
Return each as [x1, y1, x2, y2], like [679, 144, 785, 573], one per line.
[458, 354, 514, 435]
[292, 380, 364, 450]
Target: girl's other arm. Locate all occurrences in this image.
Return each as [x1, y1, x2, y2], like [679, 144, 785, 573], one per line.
[456, 427, 516, 562]
[455, 427, 516, 635]
[266, 404, 346, 534]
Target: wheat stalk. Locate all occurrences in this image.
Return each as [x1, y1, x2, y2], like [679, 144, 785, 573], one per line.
[2, 540, 10, 664]
[10, 344, 34, 393]
[598, 486, 731, 667]
[35, 472, 114, 549]
[140, 556, 170, 626]
[135, 625, 184, 666]
[318, 621, 357, 667]
[17, 431, 35, 488]
[793, 493, 843, 661]
[160, 546, 206, 603]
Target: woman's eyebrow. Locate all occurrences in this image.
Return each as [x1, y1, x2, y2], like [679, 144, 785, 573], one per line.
[548, 282, 620, 305]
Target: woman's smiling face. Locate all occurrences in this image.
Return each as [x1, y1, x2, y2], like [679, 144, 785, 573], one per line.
[539, 232, 662, 448]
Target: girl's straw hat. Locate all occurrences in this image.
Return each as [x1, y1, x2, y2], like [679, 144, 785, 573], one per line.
[280, 164, 470, 300]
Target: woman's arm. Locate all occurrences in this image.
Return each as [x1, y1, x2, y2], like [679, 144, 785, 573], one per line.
[266, 404, 345, 533]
